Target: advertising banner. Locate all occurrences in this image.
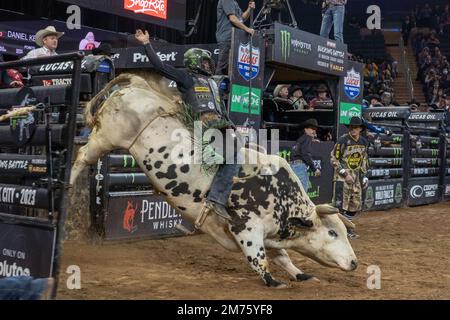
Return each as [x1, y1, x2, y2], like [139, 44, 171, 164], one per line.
[0, 216, 55, 278]
[406, 177, 441, 206]
[0, 184, 50, 209]
[0, 19, 128, 57]
[444, 177, 450, 201]
[363, 178, 403, 211]
[337, 59, 364, 136]
[228, 29, 265, 137]
[104, 192, 194, 240]
[270, 23, 347, 76]
[56, 0, 187, 31]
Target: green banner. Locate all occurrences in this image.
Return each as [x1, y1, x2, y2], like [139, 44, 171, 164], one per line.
[339, 102, 362, 125]
[230, 84, 261, 115]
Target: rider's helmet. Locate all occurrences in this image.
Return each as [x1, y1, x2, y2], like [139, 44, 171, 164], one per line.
[183, 48, 215, 76]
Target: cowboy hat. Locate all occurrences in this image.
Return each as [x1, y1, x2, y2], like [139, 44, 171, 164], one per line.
[92, 43, 115, 56]
[288, 85, 302, 97]
[316, 84, 328, 93]
[273, 84, 290, 98]
[346, 116, 366, 130]
[35, 26, 64, 47]
[300, 118, 319, 129]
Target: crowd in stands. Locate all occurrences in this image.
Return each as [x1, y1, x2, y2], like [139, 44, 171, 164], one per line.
[362, 57, 397, 103]
[411, 3, 450, 111]
[408, 3, 450, 34]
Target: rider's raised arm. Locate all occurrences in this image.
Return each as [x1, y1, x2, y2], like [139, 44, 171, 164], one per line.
[135, 29, 193, 90]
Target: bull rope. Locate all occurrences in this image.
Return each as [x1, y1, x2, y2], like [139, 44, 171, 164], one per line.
[0, 106, 37, 122]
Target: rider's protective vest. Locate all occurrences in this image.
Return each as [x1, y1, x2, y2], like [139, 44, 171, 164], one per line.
[184, 73, 223, 116]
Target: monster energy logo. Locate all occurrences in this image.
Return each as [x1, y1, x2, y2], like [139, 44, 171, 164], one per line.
[393, 158, 402, 166]
[307, 186, 320, 199]
[431, 149, 439, 157]
[280, 30, 291, 61]
[430, 139, 439, 145]
[123, 155, 137, 168]
[392, 136, 402, 143]
[393, 148, 402, 156]
[278, 149, 292, 161]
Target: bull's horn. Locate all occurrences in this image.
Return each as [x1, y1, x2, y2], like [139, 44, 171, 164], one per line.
[315, 204, 340, 215]
[338, 213, 356, 230]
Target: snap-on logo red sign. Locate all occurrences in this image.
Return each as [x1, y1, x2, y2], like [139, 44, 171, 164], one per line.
[124, 0, 167, 20]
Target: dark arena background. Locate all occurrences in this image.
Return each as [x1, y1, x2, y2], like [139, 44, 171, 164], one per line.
[0, 0, 449, 301]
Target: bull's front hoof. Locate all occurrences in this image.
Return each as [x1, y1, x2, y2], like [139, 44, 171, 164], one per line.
[264, 274, 290, 289]
[295, 273, 320, 282]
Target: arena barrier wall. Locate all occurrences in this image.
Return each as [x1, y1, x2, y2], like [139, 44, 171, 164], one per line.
[0, 53, 83, 290]
[363, 107, 448, 209]
[90, 153, 194, 241]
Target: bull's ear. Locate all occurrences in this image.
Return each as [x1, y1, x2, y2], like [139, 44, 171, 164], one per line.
[316, 204, 340, 216]
[289, 217, 313, 228]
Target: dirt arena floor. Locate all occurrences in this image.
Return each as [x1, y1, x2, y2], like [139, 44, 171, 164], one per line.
[57, 202, 450, 300]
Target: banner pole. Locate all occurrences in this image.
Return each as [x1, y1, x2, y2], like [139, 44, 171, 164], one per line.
[247, 7, 254, 137]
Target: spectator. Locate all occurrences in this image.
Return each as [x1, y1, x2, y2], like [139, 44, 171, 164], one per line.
[22, 26, 63, 60]
[381, 92, 393, 106]
[215, 0, 255, 75]
[309, 84, 333, 109]
[288, 85, 308, 110]
[439, 4, 450, 34]
[402, 16, 415, 46]
[367, 94, 383, 107]
[0, 54, 24, 89]
[291, 118, 321, 191]
[443, 93, 450, 132]
[419, 3, 433, 28]
[273, 84, 294, 110]
[320, 0, 347, 43]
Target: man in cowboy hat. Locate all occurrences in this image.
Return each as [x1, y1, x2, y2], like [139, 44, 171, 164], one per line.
[289, 85, 308, 110]
[22, 26, 64, 60]
[291, 118, 321, 191]
[331, 116, 369, 240]
[309, 84, 333, 109]
[273, 84, 294, 110]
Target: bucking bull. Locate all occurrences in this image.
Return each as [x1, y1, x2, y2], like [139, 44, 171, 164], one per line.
[70, 72, 358, 288]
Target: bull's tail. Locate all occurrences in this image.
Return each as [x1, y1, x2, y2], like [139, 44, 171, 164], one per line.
[84, 73, 152, 128]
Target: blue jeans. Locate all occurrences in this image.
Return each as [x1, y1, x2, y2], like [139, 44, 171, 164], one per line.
[0, 277, 50, 300]
[320, 5, 345, 43]
[207, 163, 241, 206]
[291, 163, 309, 192]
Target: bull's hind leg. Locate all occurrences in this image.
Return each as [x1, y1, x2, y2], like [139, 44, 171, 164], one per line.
[268, 249, 319, 282]
[231, 223, 288, 288]
[70, 134, 113, 185]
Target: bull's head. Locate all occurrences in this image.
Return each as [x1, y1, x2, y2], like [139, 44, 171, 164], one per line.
[288, 204, 358, 272]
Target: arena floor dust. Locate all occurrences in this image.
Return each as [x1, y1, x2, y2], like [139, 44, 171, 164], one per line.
[57, 202, 450, 299]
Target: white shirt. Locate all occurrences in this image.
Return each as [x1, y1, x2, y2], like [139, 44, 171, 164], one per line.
[22, 46, 58, 60]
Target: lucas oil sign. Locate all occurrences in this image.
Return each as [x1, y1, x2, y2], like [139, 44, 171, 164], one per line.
[344, 68, 361, 100]
[237, 43, 260, 81]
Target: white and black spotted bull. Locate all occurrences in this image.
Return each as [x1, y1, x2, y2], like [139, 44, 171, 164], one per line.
[70, 73, 358, 288]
